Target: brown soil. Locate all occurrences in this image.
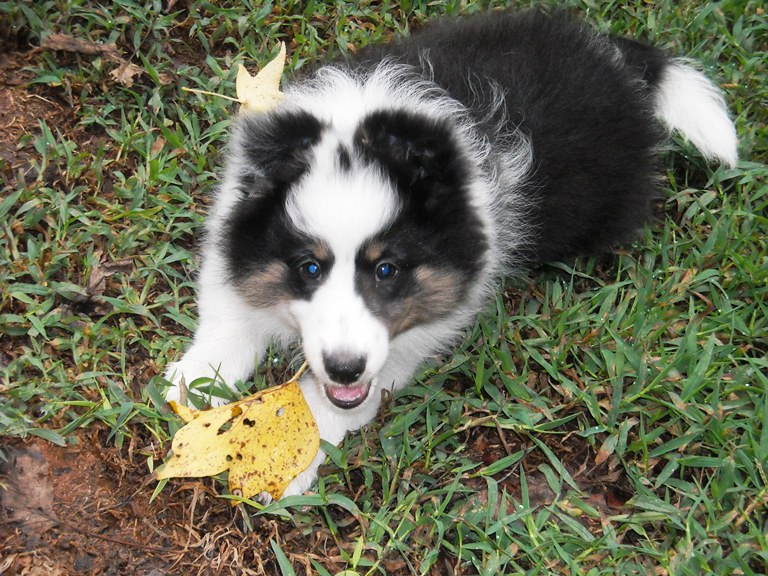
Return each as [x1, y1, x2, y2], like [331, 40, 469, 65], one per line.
[0, 429, 340, 576]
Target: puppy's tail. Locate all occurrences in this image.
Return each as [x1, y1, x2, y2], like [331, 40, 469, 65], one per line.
[653, 60, 738, 167]
[615, 38, 738, 167]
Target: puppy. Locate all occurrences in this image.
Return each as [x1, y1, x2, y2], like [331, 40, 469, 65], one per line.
[164, 10, 737, 497]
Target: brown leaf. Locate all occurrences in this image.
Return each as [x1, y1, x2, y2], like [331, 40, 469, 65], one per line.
[87, 253, 134, 297]
[109, 60, 143, 87]
[594, 434, 618, 466]
[150, 136, 166, 157]
[605, 485, 632, 509]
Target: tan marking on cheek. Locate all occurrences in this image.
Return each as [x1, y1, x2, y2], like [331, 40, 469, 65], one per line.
[389, 266, 465, 335]
[414, 267, 464, 314]
[241, 262, 290, 308]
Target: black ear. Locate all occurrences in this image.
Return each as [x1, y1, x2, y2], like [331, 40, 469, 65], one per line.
[355, 110, 461, 189]
[238, 111, 325, 196]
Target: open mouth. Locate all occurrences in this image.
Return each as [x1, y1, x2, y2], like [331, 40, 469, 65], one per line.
[324, 381, 371, 409]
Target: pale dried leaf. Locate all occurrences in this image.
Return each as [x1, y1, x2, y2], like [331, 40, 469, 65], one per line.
[235, 42, 286, 113]
[109, 60, 143, 87]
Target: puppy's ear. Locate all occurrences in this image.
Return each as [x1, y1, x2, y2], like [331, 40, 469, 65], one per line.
[237, 111, 324, 196]
[355, 110, 461, 189]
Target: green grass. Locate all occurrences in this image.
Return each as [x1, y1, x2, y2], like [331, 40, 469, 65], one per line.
[1, 0, 766, 574]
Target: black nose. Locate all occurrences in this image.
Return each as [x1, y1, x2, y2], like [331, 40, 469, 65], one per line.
[323, 353, 366, 385]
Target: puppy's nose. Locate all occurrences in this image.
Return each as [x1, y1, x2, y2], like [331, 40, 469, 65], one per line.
[323, 352, 366, 385]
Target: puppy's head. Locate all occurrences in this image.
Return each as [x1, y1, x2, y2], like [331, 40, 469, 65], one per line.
[222, 104, 488, 409]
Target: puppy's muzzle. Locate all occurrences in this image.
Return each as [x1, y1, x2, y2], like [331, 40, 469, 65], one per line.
[322, 352, 370, 408]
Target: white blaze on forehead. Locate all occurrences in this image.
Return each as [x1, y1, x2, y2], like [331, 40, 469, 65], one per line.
[284, 132, 399, 390]
[285, 135, 400, 258]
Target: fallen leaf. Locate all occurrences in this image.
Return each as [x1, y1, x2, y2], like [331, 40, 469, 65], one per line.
[150, 136, 166, 157]
[156, 371, 319, 502]
[181, 44, 286, 113]
[41, 33, 150, 89]
[171, 400, 196, 424]
[235, 42, 286, 113]
[109, 60, 143, 87]
[157, 72, 174, 86]
[605, 485, 632, 509]
[594, 434, 618, 466]
[87, 252, 134, 298]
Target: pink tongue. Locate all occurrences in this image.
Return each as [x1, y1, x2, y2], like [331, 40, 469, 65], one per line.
[327, 383, 369, 403]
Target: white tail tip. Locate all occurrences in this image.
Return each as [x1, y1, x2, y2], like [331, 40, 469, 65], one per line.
[654, 60, 738, 168]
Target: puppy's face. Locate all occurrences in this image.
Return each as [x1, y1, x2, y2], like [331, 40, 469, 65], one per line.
[223, 109, 487, 409]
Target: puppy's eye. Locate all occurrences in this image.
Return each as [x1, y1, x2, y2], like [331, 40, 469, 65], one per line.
[299, 260, 322, 281]
[375, 262, 398, 281]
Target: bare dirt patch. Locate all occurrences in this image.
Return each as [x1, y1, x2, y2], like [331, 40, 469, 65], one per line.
[0, 42, 75, 189]
[1, 420, 631, 576]
[0, 428, 326, 575]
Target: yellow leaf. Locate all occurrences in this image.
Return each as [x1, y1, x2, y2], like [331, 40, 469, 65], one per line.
[235, 42, 286, 114]
[168, 400, 195, 423]
[158, 403, 242, 478]
[157, 375, 319, 502]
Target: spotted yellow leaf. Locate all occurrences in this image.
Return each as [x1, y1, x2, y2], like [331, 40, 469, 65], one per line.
[168, 400, 195, 424]
[235, 41, 286, 113]
[156, 372, 319, 502]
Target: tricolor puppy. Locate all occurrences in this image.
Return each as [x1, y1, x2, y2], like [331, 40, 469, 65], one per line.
[165, 10, 737, 496]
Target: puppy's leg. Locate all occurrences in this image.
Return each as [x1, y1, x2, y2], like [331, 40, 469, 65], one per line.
[164, 284, 285, 406]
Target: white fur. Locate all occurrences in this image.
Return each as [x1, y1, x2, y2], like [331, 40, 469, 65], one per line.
[654, 60, 738, 167]
[285, 134, 400, 252]
[288, 263, 390, 392]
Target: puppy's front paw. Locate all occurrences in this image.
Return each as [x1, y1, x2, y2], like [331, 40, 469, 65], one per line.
[163, 358, 232, 407]
[256, 491, 274, 506]
[279, 449, 326, 499]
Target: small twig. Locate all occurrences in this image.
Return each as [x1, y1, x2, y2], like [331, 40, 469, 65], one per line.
[181, 86, 242, 104]
[40, 33, 119, 58]
[494, 417, 512, 455]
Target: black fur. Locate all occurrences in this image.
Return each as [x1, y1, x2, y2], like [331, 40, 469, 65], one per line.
[225, 110, 328, 293]
[238, 110, 324, 196]
[352, 109, 487, 330]
[352, 10, 669, 262]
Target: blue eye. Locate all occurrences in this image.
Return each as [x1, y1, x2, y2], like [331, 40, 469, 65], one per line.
[375, 262, 398, 281]
[300, 261, 322, 280]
